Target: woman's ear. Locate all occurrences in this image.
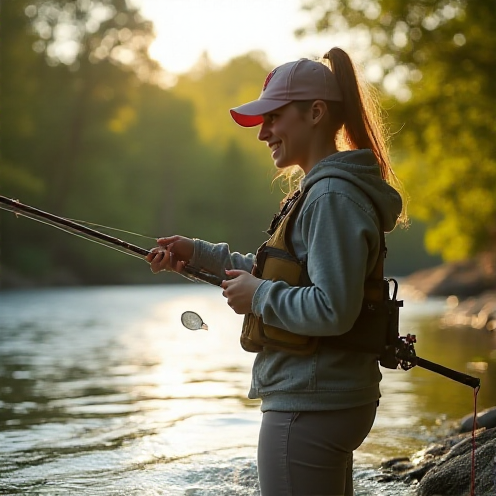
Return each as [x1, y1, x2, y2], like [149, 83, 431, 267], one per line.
[311, 100, 328, 125]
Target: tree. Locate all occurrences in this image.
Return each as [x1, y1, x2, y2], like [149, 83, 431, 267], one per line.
[23, 0, 158, 75]
[0, 0, 200, 285]
[172, 53, 282, 251]
[0, 2, 281, 286]
[298, 0, 496, 261]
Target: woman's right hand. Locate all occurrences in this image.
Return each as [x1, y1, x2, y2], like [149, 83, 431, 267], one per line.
[146, 235, 195, 274]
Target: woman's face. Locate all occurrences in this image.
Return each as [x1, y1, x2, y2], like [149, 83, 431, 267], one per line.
[257, 103, 314, 172]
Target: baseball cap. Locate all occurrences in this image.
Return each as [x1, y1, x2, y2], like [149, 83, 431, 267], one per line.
[230, 58, 343, 128]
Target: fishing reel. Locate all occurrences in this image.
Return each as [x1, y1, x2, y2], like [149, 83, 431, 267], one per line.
[377, 279, 424, 372]
[393, 332, 480, 389]
[381, 331, 431, 372]
[394, 334, 419, 371]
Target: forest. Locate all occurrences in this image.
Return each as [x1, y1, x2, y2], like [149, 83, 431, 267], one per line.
[1, 0, 494, 287]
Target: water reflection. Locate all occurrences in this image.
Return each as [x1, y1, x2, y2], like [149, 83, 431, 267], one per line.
[0, 286, 494, 495]
[0, 286, 262, 494]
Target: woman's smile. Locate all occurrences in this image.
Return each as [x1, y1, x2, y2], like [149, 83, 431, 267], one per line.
[269, 141, 281, 159]
[258, 103, 313, 170]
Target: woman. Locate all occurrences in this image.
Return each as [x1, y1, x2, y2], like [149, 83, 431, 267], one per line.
[147, 47, 406, 496]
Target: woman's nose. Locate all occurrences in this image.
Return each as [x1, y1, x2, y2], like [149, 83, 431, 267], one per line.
[257, 122, 270, 141]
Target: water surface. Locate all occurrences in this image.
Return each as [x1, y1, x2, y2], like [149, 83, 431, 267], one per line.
[1, 285, 495, 495]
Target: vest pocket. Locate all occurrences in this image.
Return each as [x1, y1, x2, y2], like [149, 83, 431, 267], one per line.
[240, 191, 317, 355]
[241, 312, 319, 356]
[240, 313, 263, 353]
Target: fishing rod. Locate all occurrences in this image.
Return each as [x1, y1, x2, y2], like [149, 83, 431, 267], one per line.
[0, 195, 223, 286]
[393, 334, 480, 389]
[0, 195, 482, 389]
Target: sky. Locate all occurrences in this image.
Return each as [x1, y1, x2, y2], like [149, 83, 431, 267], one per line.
[135, 0, 354, 75]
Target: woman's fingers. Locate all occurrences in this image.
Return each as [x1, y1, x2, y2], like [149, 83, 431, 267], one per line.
[147, 236, 193, 274]
[147, 243, 174, 273]
[146, 246, 164, 263]
[220, 270, 261, 314]
[157, 236, 179, 246]
[148, 251, 166, 273]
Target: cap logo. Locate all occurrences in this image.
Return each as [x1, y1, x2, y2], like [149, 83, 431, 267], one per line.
[262, 69, 276, 91]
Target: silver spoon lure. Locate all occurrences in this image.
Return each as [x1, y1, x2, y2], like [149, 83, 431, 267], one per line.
[181, 311, 208, 331]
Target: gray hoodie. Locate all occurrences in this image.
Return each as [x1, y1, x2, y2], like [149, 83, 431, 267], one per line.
[191, 149, 403, 412]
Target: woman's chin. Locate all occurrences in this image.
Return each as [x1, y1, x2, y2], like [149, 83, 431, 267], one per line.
[273, 159, 292, 170]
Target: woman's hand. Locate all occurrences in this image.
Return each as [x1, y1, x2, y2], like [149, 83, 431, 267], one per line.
[146, 235, 194, 274]
[221, 269, 263, 314]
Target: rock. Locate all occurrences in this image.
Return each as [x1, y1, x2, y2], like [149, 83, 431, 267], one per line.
[391, 461, 415, 472]
[441, 291, 496, 331]
[403, 253, 496, 298]
[460, 407, 496, 433]
[403, 460, 437, 483]
[424, 443, 451, 457]
[380, 457, 410, 469]
[380, 426, 496, 495]
[401, 253, 496, 331]
[417, 427, 496, 496]
[0, 266, 35, 289]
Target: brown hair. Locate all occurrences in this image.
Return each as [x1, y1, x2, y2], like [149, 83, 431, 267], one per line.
[275, 47, 408, 226]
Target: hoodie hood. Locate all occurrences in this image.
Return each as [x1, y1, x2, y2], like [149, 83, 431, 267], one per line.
[301, 150, 402, 232]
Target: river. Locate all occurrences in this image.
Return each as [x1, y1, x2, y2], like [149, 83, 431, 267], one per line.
[1, 284, 495, 495]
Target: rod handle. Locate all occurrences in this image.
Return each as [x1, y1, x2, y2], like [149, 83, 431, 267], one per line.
[183, 265, 223, 286]
[415, 356, 481, 389]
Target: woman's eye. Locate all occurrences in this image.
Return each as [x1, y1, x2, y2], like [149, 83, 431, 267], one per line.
[262, 113, 278, 125]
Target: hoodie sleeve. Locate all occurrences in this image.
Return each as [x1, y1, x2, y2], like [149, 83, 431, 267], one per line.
[251, 190, 381, 337]
[190, 239, 255, 278]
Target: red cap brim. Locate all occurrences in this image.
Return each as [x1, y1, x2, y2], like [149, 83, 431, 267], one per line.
[229, 110, 263, 127]
[229, 99, 289, 127]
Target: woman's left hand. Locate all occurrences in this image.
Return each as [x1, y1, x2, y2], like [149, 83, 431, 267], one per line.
[221, 269, 263, 314]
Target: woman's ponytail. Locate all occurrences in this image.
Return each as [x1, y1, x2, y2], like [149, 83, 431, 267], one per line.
[323, 47, 408, 225]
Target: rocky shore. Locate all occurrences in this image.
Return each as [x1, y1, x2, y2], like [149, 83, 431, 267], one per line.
[401, 253, 496, 333]
[380, 254, 496, 495]
[379, 408, 496, 496]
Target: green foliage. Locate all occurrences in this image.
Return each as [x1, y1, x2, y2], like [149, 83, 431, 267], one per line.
[173, 51, 269, 152]
[25, 0, 159, 74]
[300, 0, 496, 260]
[385, 219, 442, 276]
[0, 0, 440, 286]
[0, 0, 280, 286]
[172, 53, 281, 247]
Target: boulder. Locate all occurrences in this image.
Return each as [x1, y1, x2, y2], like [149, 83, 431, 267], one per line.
[403, 253, 496, 298]
[417, 427, 496, 496]
[459, 407, 496, 433]
[441, 291, 496, 331]
[380, 427, 496, 495]
[401, 253, 496, 331]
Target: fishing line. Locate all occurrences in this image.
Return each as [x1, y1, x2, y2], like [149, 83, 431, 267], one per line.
[0, 195, 223, 286]
[64, 218, 156, 241]
[1, 196, 222, 340]
[470, 385, 481, 496]
[39, 221, 147, 261]
[1, 201, 157, 243]
[0, 204, 147, 261]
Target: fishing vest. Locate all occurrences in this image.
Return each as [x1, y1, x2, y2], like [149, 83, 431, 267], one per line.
[240, 187, 402, 368]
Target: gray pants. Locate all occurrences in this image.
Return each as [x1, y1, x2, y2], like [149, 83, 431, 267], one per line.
[257, 402, 377, 496]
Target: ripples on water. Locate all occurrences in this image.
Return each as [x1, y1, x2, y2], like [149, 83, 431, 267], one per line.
[0, 285, 494, 495]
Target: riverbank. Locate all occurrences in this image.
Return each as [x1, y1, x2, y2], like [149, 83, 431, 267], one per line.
[379, 408, 496, 496]
[386, 253, 496, 495]
[401, 253, 496, 333]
